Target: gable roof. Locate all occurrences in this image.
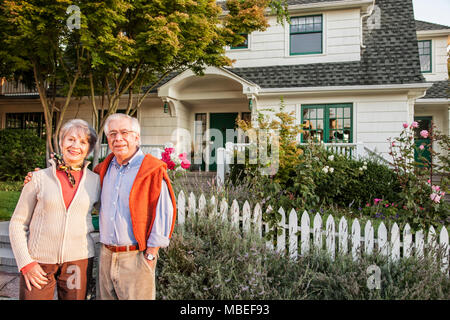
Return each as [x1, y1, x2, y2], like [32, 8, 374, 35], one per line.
[415, 20, 450, 31]
[155, 0, 426, 93]
[227, 0, 425, 88]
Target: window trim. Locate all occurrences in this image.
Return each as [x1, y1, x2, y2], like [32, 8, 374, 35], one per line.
[289, 14, 323, 56]
[418, 40, 432, 74]
[300, 103, 353, 143]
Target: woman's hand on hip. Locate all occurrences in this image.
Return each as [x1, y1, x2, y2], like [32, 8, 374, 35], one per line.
[23, 263, 48, 291]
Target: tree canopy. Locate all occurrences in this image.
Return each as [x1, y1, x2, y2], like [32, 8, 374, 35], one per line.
[0, 0, 288, 163]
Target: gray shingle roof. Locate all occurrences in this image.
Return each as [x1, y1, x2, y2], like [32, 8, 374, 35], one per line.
[422, 81, 449, 99]
[228, 0, 425, 88]
[415, 20, 450, 31]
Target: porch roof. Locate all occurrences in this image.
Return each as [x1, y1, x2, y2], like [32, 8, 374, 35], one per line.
[415, 20, 450, 31]
[420, 81, 449, 100]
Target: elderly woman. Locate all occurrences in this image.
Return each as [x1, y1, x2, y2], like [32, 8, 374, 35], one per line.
[9, 119, 100, 300]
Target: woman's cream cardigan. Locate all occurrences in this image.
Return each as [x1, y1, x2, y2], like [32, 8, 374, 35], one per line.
[9, 161, 100, 271]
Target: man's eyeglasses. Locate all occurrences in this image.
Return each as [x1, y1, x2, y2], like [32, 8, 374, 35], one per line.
[107, 130, 135, 139]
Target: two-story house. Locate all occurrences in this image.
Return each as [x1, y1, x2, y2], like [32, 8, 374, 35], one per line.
[0, 0, 449, 170]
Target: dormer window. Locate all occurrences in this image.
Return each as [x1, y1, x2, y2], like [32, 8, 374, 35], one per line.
[418, 40, 432, 73]
[290, 15, 323, 55]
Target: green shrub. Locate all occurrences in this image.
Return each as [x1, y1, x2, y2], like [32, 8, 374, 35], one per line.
[0, 129, 46, 181]
[157, 216, 450, 300]
[314, 155, 402, 208]
[0, 181, 24, 192]
[228, 139, 403, 236]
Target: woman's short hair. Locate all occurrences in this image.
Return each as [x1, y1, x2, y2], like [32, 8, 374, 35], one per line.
[103, 113, 141, 144]
[59, 119, 98, 155]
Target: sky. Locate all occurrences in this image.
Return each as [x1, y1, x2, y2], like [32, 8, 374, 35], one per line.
[412, 0, 450, 27]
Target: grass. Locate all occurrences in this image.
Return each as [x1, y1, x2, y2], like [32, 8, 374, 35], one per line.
[0, 181, 23, 221]
[0, 191, 20, 221]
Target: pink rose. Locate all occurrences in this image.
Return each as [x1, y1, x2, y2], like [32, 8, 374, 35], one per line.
[403, 123, 408, 129]
[420, 130, 429, 138]
[419, 145, 425, 150]
[167, 160, 176, 170]
[164, 147, 174, 155]
[161, 152, 170, 162]
[430, 193, 441, 203]
[181, 159, 191, 169]
[179, 152, 187, 161]
[374, 198, 382, 204]
[410, 121, 419, 128]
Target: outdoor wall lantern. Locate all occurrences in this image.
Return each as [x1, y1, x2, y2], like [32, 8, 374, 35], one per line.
[248, 98, 253, 111]
[163, 101, 169, 113]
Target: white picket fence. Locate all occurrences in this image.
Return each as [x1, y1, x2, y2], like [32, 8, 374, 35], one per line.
[176, 191, 449, 273]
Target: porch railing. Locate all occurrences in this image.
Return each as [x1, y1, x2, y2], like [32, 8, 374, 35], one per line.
[216, 142, 367, 186]
[298, 142, 365, 160]
[0, 79, 39, 96]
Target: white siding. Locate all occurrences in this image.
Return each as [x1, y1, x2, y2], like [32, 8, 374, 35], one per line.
[355, 98, 409, 158]
[418, 35, 449, 82]
[139, 98, 177, 146]
[226, 9, 361, 68]
[254, 93, 410, 161]
[61, 100, 93, 125]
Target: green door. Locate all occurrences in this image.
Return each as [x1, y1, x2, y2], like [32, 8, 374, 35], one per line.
[414, 116, 432, 166]
[208, 113, 238, 171]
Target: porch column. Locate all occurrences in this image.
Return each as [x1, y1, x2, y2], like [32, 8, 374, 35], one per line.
[447, 106, 450, 136]
[247, 94, 258, 128]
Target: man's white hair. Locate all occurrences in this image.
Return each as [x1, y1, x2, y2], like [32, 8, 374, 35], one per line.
[104, 113, 141, 144]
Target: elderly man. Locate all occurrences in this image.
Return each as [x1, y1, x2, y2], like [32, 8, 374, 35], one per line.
[94, 113, 177, 300]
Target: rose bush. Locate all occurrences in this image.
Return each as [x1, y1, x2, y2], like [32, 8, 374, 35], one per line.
[387, 122, 449, 230]
[161, 147, 191, 180]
